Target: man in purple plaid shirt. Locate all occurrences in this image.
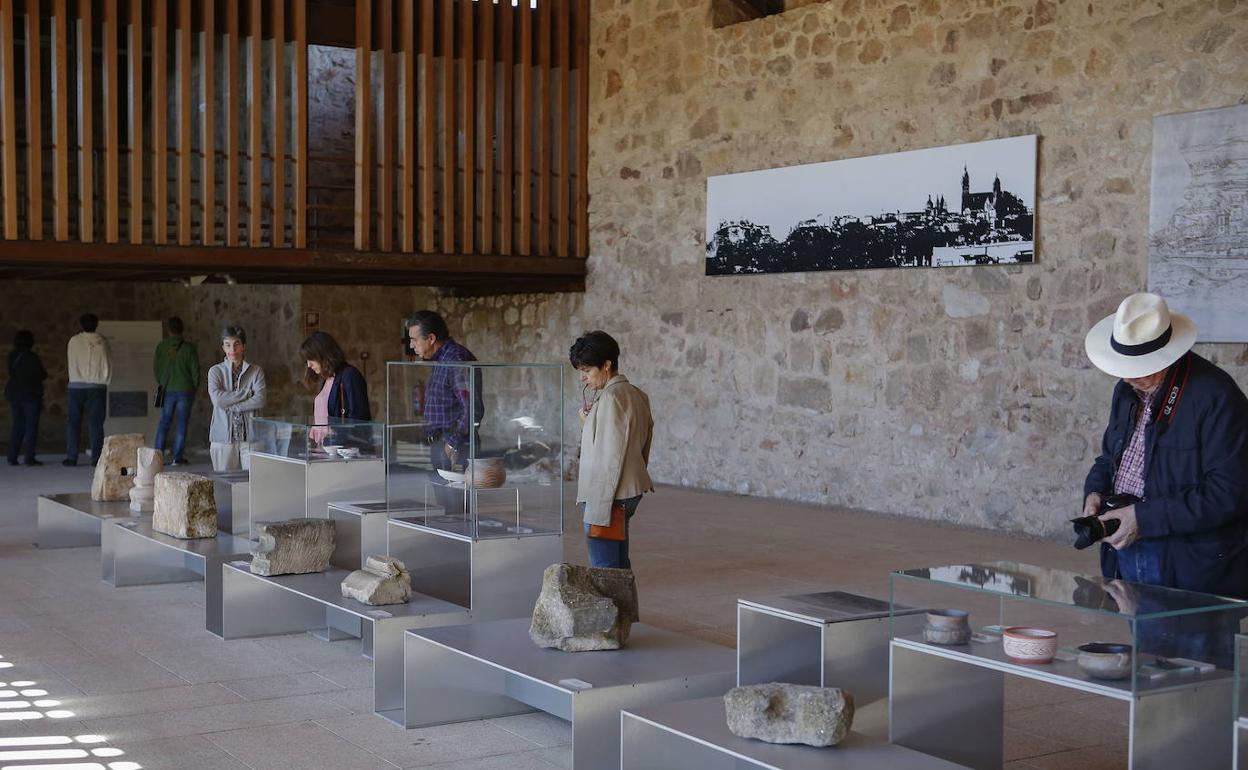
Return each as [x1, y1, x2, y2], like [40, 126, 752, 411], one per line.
[406, 311, 483, 515]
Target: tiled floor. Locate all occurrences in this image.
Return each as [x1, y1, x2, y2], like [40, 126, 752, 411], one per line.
[0, 458, 1128, 768]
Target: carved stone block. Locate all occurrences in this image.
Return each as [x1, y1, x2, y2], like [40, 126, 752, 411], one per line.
[152, 472, 218, 539]
[341, 555, 413, 605]
[724, 683, 854, 748]
[250, 519, 336, 576]
[91, 433, 145, 502]
[529, 563, 639, 652]
[128, 447, 164, 513]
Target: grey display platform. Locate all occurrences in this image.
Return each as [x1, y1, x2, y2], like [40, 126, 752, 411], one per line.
[1237, 717, 1248, 770]
[404, 617, 737, 769]
[621, 696, 968, 770]
[220, 562, 469, 724]
[328, 500, 390, 570]
[210, 470, 251, 537]
[102, 520, 252, 635]
[890, 635, 1234, 770]
[387, 516, 561, 618]
[249, 452, 385, 523]
[37, 492, 139, 549]
[738, 591, 924, 737]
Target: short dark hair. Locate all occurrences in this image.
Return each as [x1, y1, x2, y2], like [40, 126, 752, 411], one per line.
[13, 329, 34, 349]
[167, 316, 184, 335]
[405, 310, 450, 342]
[569, 331, 620, 373]
[221, 325, 246, 344]
[299, 331, 347, 388]
[79, 313, 99, 332]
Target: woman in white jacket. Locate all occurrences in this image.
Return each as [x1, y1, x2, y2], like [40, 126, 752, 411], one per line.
[207, 326, 266, 471]
[571, 331, 653, 569]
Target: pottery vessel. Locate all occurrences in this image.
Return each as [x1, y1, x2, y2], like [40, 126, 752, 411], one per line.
[337, 447, 361, 459]
[1002, 627, 1058, 663]
[465, 458, 507, 489]
[1077, 642, 1134, 680]
[923, 609, 971, 645]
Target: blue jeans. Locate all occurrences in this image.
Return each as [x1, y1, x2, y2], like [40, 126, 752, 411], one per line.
[7, 399, 41, 463]
[1117, 540, 1164, 586]
[584, 495, 642, 569]
[65, 385, 106, 463]
[155, 390, 194, 460]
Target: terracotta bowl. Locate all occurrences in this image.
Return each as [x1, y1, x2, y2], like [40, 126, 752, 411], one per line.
[1077, 642, 1134, 680]
[923, 609, 971, 645]
[1002, 627, 1058, 664]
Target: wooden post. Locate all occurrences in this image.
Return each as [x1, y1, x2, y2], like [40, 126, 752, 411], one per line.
[151, 0, 168, 243]
[128, 0, 143, 243]
[556, 0, 570, 257]
[75, 0, 93, 241]
[517, 0, 532, 256]
[354, 0, 372, 250]
[104, 0, 120, 243]
[481, 0, 495, 253]
[379, 0, 394, 251]
[575, 0, 589, 257]
[499, 0, 513, 255]
[400, 0, 415, 252]
[248, 0, 262, 245]
[52, 0, 70, 240]
[177, 0, 192, 244]
[25, 0, 43, 240]
[440, 0, 454, 252]
[271, 0, 286, 246]
[293, 0, 308, 248]
[460, 0, 473, 252]
[202, 0, 217, 244]
[225, 0, 239, 245]
[419, 0, 434, 252]
[536, 0, 550, 256]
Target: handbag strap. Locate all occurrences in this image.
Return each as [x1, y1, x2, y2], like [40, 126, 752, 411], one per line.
[338, 375, 347, 418]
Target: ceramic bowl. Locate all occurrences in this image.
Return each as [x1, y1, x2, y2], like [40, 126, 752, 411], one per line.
[336, 447, 360, 459]
[923, 609, 971, 645]
[321, 445, 343, 454]
[1077, 642, 1134, 680]
[465, 458, 507, 489]
[1002, 627, 1058, 664]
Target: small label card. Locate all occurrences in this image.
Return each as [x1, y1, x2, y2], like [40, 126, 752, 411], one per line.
[559, 678, 593, 691]
[366, 610, 393, 619]
[230, 560, 250, 568]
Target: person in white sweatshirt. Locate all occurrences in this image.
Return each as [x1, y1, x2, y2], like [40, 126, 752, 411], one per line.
[64, 313, 112, 466]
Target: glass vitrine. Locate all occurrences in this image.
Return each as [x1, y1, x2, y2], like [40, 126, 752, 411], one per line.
[252, 416, 385, 462]
[890, 561, 1247, 769]
[385, 361, 564, 539]
[1236, 633, 1248, 768]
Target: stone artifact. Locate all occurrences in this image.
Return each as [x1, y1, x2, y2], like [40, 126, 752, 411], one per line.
[128, 447, 164, 513]
[923, 609, 971, 645]
[90, 433, 145, 502]
[341, 555, 413, 605]
[152, 472, 218, 539]
[724, 683, 854, 748]
[529, 563, 639, 652]
[250, 519, 336, 576]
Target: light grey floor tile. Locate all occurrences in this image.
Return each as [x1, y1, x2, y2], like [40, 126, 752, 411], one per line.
[530, 745, 573, 770]
[490, 713, 572, 748]
[319, 686, 377, 714]
[206, 720, 400, 770]
[118, 734, 252, 770]
[140, 638, 316, 683]
[53, 682, 242, 721]
[414, 749, 571, 770]
[317, 713, 541, 767]
[71, 693, 353, 743]
[46, 650, 189, 695]
[219, 672, 344, 701]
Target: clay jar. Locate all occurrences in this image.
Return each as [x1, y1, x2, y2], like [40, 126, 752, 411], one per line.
[923, 609, 971, 645]
[1002, 627, 1058, 664]
[1077, 642, 1134, 680]
[464, 458, 507, 489]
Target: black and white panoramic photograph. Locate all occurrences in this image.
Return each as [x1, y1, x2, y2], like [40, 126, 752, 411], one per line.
[705, 135, 1037, 276]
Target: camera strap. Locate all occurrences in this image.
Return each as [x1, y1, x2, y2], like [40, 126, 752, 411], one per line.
[1152, 352, 1192, 437]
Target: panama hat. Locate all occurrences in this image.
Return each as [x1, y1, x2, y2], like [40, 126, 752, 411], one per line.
[1085, 293, 1196, 379]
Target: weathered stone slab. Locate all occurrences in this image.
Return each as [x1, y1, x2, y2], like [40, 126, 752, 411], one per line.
[724, 683, 854, 748]
[129, 447, 164, 513]
[91, 433, 145, 502]
[250, 519, 336, 576]
[529, 563, 639, 652]
[341, 555, 412, 605]
[152, 472, 218, 539]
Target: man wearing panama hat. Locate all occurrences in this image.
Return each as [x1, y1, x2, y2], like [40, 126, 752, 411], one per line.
[1083, 292, 1248, 598]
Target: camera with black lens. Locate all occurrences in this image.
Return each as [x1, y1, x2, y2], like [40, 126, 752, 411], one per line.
[1070, 493, 1141, 550]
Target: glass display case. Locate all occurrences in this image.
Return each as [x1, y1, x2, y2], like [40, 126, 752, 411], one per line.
[889, 561, 1247, 769]
[252, 416, 384, 462]
[385, 361, 564, 540]
[1236, 633, 1248, 768]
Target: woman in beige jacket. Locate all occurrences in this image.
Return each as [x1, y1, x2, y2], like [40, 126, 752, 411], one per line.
[571, 331, 653, 568]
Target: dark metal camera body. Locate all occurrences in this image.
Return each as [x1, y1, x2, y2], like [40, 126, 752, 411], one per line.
[1071, 493, 1141, 550]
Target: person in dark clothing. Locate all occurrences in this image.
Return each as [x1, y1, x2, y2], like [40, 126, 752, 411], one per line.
[1083, 293, 1248, 667]
[153, 316, 201, 466]
[6, 330, 47, 466]
[300, 331, 371, 427]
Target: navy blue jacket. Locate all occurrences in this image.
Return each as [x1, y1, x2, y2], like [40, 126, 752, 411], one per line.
[5, 348, 47, 402]
[1084, 352, 1248, 598]
[326, 365, 371, 421]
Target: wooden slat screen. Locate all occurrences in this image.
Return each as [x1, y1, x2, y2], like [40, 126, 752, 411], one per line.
[0, 0, 588, 261]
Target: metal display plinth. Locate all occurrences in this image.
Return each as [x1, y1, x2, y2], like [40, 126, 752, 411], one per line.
[249, 452, 385, 529]
[890, 637, 1234, 770]
[210, 470, 251, 537]
[37, 492, 140, 548]
[387, 517, 562, 619]
[327, 500, 391, 571]
[220, 562, 470, 724]
[102, 520, 252, 635]
[404, 617, 737, 769]
[1236, 718, 1248, 769]
[738, 591, 925, 737]
[621, 697, 968, 770]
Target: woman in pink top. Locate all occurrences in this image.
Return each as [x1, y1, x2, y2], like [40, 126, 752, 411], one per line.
[300, 332, 371, 446]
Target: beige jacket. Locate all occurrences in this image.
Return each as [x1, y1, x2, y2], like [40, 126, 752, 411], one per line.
[67, 331, 112, 386]
[576, 374, 654, 526]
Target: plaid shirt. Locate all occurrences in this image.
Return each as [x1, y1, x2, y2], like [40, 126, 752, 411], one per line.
[1113, 387, 1158, 498]
[413, 339, 482, 449]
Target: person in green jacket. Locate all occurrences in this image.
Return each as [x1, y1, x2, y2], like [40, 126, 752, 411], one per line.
[153, 316, 200, 466]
